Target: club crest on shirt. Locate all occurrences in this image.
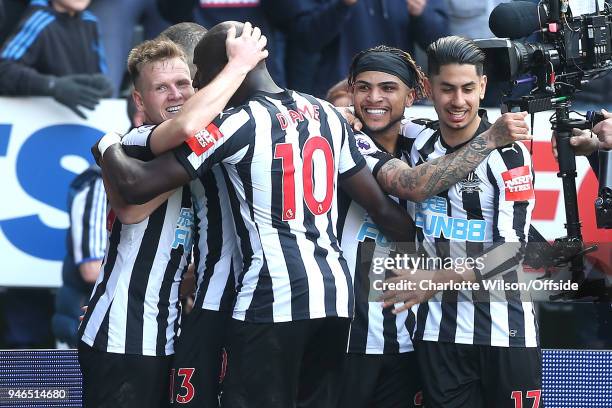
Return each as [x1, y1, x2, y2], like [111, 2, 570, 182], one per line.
[457, 171, 482, 194]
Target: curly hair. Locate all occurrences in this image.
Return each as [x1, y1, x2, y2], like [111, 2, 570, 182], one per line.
[347, 45, 428, 100]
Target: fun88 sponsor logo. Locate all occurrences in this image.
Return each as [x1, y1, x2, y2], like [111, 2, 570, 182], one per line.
[415, 197, 487, 242]
[356, 219, 394, 248]
[172, 208, 194, 249]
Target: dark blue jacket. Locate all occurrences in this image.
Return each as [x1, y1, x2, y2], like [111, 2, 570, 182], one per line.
[280, 0, 449, 98]
[157, 0, 289, 85]
[0, 1, 107, 95]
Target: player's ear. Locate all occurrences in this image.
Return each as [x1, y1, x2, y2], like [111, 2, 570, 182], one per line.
[405, 89, 415, 108]
[132, 88, 144, 112]
[480, 74, 488, 100]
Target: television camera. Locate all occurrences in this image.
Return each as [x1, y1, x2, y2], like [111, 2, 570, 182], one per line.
[474, 0, 612, 298]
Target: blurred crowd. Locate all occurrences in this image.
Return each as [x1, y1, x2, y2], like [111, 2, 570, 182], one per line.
[2, 0, 612, 113]
[0, 0, 610, 350]
[0, 0, 501, 114]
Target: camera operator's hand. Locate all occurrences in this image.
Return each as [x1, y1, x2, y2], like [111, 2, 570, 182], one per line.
[484, 111, 532, 148]
[551, 128, 599, 160]
[592, 109, 612, 150]
[48, 74, 113, 119]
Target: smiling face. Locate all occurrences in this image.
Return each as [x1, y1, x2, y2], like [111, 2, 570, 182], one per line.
[429, 63, 486, 136]
[352, 70, 414, 137]
[132, 57, 194, 125]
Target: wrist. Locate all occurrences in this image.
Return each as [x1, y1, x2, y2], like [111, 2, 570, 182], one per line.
[461, 267, 477, 283]
[225, 58, 254, 77]
[479, 131, 498, 150]
[434, 268, 463, 285]
[98, 132, 121, 157]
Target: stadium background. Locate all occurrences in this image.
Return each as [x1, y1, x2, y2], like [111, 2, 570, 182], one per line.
[0, 99, 610, 407]
[0, 0, 611, 405]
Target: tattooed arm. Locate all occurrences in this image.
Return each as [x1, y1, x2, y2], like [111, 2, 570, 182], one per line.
[377, 111, 531, 201]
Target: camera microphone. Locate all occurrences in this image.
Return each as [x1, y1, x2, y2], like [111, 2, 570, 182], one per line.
[489, 1, 548, 39]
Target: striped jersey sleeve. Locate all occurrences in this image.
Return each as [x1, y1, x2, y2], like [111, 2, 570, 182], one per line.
[326, 106, 366, 178]
[70, 176, 107, 264]
[120, 125, 156, 160]
[353, 132, 394, 176]
[174, 108, 253, 179]
[486, 142, 535, 242]
[475, 142, 535, 281]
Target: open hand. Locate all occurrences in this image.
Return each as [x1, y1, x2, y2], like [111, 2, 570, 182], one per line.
[377, 268, 439, 314]
[226, 22, 269, 74]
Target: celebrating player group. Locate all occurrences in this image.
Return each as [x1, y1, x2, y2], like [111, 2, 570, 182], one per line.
[82, 19, 540, 408]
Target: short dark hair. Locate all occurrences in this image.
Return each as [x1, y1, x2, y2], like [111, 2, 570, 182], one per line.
[158, 22, 207, 58]
[193, 22, 255, 88]
[158, 23, 207, 78]
[426, 36, 485, 76]
[347, 45, 428, 100]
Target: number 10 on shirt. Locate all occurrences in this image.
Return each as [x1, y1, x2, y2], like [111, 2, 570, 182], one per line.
[274, 136, 335, 221]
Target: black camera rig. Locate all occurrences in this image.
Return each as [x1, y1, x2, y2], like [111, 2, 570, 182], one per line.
[474, 0, 612, 298]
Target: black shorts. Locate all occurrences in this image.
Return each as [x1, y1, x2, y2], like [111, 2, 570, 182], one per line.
[221, 317, 351, 408]
[337, 352, 423, 408]
[78, 341, 172, 408]
[170, 308, 230, 407]
[414, 340, 543, 408]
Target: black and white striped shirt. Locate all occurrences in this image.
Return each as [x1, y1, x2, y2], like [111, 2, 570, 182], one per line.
[190, 166, 239, 312]
[174, 90, 365, 323]
[79, 126, 194, 356]
[406, 115, 538, 348]
[67, 165, 107, 268]
[338, 132, 415, 354]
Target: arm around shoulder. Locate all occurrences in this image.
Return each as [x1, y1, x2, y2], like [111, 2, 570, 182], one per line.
[100, 144, 190, 205]
[340, 166, 414, 242]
